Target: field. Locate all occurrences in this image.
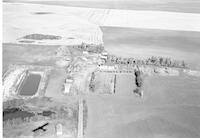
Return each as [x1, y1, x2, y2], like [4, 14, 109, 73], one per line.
[115, 74, 136, 95]
[90, 73, 136, 95]
[3, 43, 59, 73]
[6, 0, 200, 13]
[85, 75, 200, 138]
[101, 27, 200, 70]
[3, 3, 103, 45]
[3, 1, 200, 138]
[92, 72, 114, 94]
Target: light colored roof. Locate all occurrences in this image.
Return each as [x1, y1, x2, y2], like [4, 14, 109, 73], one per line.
[101, 52, 108, 55]
[100, 55, 107, 59]
[65, 79, 73, 83]
[99, 65, 116, 71]
[83, 51, 88, 54]
[56, 123, 63, 136]
[64, 83, 72, 94]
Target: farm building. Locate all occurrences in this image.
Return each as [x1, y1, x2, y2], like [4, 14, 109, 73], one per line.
[55, 123, 63, 136]
[64, 83, 72, 94]
[101, 51, 108, 56]
[63, 78, 73, 94]
[98, 65, 118, 72]
[83, 51, 89, 55]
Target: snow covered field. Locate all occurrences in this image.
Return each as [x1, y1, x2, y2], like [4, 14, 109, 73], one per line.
[94, 9, 200, 32]
[4, 2, 200, 46]
[3, 3, 103, 45]
[68, 7, 200, 32]
[5, 0, 200, 13]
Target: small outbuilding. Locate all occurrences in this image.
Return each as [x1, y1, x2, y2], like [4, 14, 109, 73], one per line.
[64, 83, 72, 94]
[83, 51, 89, 55]
[63, 78, 73, 94]
[55, 123, 63, 136]
[101, 51, 108, 56]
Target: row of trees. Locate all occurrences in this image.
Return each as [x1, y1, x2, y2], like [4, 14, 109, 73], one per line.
[89, 72, 96, 92]
[107, 55, 187, 68]
[146, 56, 187, 68]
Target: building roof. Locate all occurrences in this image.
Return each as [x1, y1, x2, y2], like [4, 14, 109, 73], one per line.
[64, 83, 72, 94]
[101, 51, 108, 56]
[65, 78, 73, 83]
[56, 123, 63, 136]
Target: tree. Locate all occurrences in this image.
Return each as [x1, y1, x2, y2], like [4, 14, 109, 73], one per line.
[135, 70, 143, 87]
[181, 60, 186, 68]
[150, 56, 157, 64]
[159, 57, 163, 65]
[133, 88, 143, 97]
[89, 72, 95, 92]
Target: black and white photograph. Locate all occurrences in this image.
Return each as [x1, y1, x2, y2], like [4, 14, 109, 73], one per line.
[2, 0, 200, 138]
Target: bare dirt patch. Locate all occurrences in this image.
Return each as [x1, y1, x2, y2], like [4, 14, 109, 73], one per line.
[23, 34, 61, 40]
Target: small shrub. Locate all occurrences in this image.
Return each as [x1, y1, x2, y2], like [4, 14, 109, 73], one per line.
[133, 88, 143, 97]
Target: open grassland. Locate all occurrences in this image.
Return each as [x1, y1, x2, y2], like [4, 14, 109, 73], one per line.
[3, 44, 59, 73]
[85, 75, 200, 138]
[102, 27, 200, 70]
